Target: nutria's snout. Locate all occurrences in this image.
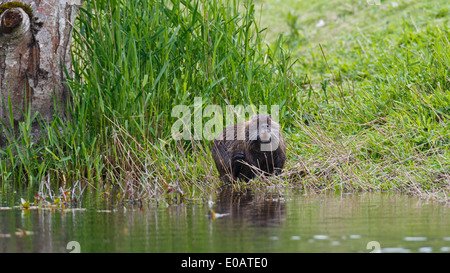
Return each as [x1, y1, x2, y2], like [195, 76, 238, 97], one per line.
[258, 131, 271, 143]
[249, 115, 273, 144]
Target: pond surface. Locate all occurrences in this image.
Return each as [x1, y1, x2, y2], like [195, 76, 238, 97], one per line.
[0, 189, 449, 253]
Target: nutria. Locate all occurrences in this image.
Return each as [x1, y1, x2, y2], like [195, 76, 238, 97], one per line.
[211, 114, 286, 183]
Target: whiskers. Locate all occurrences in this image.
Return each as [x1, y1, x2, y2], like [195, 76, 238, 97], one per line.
[247, 127, 259, 142]
[246, 126, 282, 152]
[261, 130, 281, 152]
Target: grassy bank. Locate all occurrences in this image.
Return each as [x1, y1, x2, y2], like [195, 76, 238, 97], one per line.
[258, 0, 450, 200]
[0, 0, 449, 204]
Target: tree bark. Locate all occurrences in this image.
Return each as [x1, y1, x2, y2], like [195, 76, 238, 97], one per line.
[0, 0, 83, 146]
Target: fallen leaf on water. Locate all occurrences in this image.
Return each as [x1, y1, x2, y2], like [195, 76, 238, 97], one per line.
[214, 212, 229, 218]
[20, 198, 31, 209]
[207, 209, 229, 220]
[15, 228, 34, 237]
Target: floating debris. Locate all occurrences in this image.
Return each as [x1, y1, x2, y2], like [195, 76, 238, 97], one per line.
[207, 209, 229, 220]
[404, 236, 427, 241]
[15, 228, 34, 237]
[20, 198, 31, 209]
[1, 203, 87, 212]
[331, 241, 340, 246]
[381, 247, 411, 253]
[66, 208, 87, 212]
[418, 247, 433, 253]
[0, 229, 34, 238]
[97, 209, 115, 213]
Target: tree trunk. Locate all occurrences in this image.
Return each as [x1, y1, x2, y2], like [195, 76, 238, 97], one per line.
[0, 0, 83, 146]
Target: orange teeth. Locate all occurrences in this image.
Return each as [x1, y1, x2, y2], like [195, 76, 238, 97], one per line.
[260, 132, 270, 142]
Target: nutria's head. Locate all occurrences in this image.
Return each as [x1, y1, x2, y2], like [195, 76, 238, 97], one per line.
[246, 114, 282, 152]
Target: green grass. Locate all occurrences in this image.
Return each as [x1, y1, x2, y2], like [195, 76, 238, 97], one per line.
[0, 0, 298, 203]
[0, 0, 449, 204]
[257, 0, 450, 200]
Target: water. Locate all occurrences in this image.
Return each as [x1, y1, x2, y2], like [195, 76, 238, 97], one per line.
[0, 190, 449, 253]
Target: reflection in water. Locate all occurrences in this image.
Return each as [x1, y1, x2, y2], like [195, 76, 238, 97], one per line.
[213, 186, 286, 228]
[0, 191, 449, 252]
[0, 209, 83, 253]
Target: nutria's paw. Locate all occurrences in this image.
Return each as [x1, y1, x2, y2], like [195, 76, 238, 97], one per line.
[232, 152, 245, 179]
[232, 152, 245, 162]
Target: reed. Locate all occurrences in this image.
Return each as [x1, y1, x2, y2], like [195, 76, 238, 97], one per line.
[0, 0, 299, 202]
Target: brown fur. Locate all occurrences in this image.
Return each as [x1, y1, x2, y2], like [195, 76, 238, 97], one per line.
[211, 114, 286, 183]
